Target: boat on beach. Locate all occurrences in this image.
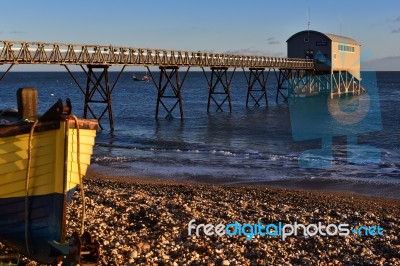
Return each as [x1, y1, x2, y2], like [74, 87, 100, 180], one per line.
[0, 88, 99, 265]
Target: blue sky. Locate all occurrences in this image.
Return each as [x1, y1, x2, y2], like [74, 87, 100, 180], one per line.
[1, 0, 399, 70]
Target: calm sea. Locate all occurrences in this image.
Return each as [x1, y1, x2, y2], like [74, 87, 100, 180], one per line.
[1, 70, 399, 198]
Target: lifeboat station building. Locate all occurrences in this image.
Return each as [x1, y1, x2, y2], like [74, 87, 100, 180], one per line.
[286, 30, 361, 96]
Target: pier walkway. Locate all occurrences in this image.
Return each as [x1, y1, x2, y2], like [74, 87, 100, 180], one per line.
[0, 40, 313, 69]
[0, 40, 314, 130]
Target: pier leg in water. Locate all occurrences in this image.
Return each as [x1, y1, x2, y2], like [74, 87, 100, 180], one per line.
[84, 65, 114, 130]
[64, 64, 125, 131]
[244, 67, 269, 107]
[147, 66, 190, 119]
[275, 69, 291, 103]
[202, 67, 236, 112]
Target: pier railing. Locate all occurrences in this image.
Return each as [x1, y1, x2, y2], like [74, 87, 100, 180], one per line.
[0, 40, 314, 69]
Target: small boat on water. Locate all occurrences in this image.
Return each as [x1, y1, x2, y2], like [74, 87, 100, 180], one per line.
[0, 88, 99, 265]
[132, 73, 150, 82]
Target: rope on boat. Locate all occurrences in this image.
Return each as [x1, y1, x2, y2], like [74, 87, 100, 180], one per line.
[25, 115, 86, 258]
[25, 119, 39, 255]
[71, 115, 86, 235]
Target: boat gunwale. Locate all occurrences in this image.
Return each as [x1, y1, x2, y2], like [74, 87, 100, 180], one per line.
[0, 116, 98, 138]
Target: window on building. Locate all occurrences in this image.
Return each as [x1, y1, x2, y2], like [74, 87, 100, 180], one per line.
[338, 44, 355, 53]
[333, 53, 337, 60]
[305, 49, 314, 59]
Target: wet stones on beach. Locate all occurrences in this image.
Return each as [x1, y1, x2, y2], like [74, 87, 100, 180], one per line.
[2, 175, 400, 265]
[70, 177, 400, 265]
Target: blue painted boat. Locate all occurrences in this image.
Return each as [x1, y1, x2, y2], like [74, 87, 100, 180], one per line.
[0, 94, 99, 264]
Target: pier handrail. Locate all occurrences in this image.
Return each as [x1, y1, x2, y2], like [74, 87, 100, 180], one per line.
[0, 40, 314, 69]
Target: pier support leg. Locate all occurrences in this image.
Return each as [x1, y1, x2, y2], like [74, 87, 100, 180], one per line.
[147, 66, 189, 119]
[64, 64, 125, 130]
[279, 69, 320, 98]
[202, 67, 235, 112]
[243, 68, 269, 107]
[0, 64, 14, 82]
[313, 73, 330, 94]
[84, 65, 113, 130]
[274, 69, 291, 103]
[330, 71, 361, 97]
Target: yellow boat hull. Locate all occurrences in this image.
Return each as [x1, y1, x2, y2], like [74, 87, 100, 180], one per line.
[0, 117, 98, 264]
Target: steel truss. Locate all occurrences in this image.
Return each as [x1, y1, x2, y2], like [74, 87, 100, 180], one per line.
[0, 40, 314, 69]
[64, 64, 125, 130]
[330, 71, 362, 97]
[202, 67, 236, 112]
[274, 69, 293, 103]
[147, 66, 190, 119]
[275, 69, 363, 102]
[0, 39, 315, 130]
[243, 68, 269, 107]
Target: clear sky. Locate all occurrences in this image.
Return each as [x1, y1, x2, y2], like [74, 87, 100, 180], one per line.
[1, 0, 399, 70]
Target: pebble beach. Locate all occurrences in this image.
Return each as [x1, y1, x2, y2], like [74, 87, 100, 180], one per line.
[2, 170, 400, 265]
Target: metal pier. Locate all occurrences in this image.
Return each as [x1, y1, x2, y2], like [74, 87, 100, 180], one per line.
[0, 40, 316, 130]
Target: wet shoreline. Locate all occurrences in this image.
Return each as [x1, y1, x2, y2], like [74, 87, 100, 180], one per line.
[92, 164, 400, 200]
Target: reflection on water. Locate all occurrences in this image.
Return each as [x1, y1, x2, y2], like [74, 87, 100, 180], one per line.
[0, 71, 399, 198]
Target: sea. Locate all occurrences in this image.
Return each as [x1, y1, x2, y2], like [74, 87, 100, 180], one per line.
[1, 70, 399, 199]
